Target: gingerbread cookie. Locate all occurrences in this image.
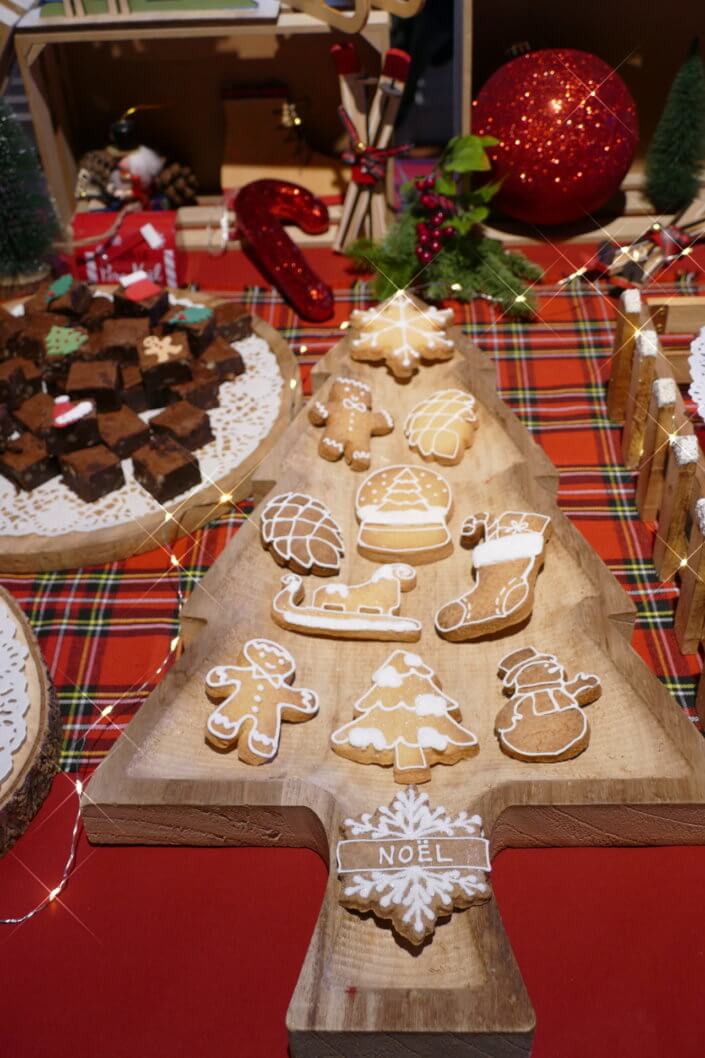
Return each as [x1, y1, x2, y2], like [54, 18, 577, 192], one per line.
[435, 511, 551, 641]
[495, 647, 601, 762]
[337, 786, 491, 945]
[272, 564, 421, 641]
[404, 388, 477, 466]
[205, 638, 318, 763]
[356, 465, 453, 565]
[309, 377, 394, 471]
[260, 492, 344, 576]
[349, 292, 454, 381]
[330, 649, 478, 784]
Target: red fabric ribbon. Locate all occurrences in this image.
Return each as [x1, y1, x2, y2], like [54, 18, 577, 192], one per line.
[337, 105, 410, 186]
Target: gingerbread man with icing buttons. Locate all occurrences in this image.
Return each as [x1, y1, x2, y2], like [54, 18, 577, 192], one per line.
[309, 376, 394, 471]
[205, 638, 318, 764]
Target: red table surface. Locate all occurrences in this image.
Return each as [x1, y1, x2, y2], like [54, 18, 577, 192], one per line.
[3, 242, 705, 1058]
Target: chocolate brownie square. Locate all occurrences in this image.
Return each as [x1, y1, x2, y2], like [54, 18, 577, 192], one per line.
[0, 314, 22, 358]
[101, 317, 149, 364]
[151, 400, 214, 451]
[81, 296, 114, 333]
[169, 362, 220, 410]
[0, 404, 15, 448]
[0, 433, 58, 491]
[113, 283, 169, 327]
[138, 332, 191, 389]
[0, 358, 42, 406]
[66, 360, 122, 412]
[121, 364, 148, 413]
[200, 336, 245, 381]
[213, 301, 252, 342]
[164, 305, 215, 355]
[8, 315, 56, 361]
[132, 434, 201, 502]
[15, 392, 100, 454]
[98, 405, 150, 459]
[22, 282, 52, 318]
[61, 444, 125, 502]
[46, 275, 93, 317]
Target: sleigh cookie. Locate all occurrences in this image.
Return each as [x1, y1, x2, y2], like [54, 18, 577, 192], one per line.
[309, 376, 394, 471]
[272, 565, 421, 641]
[435, 511, 551, 641]
[495, 647, 601, 762]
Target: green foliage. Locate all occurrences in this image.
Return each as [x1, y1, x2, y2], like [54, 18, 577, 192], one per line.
[347, 134, 541, 317]
[0, 99, 58, 280]
[646, 40, 705, 214]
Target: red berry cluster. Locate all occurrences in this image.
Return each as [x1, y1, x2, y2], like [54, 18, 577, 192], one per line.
[414, 176, 456, 265]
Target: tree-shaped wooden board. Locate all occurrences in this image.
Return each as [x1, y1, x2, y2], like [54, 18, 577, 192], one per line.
[83, 298, 705, 1056]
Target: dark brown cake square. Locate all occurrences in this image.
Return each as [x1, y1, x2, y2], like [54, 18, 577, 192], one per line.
[80, 295, 114, 333]
[0, 358, 43, 406]
[21, 282, 52, 318]
[0, 404, 15, 448]
[0, 314, 22, 358]
[200, 336, 245, 381]
[138, 332, 192, 389]
[66, 359, 122, 412]
[169, 362, 220, 410]
[151, 400, 213, 451]
[98, 405, 150, 459]
[213, 301, 252, 342]
[61, 444, 125, 502]
[101, 317, 149, 364]
[121, 364, 148, 413]
[163, 305, 215, 355]
[113, 282, 169, 327]
[132, 435, 201, 502]
[15, 392, 100, 454]
[46, 275, 93, 317]
[0, 432, 58, 491]
[8, 315, 56, 361]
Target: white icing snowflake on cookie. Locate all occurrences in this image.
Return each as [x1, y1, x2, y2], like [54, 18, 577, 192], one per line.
[349, 292, 454, 381]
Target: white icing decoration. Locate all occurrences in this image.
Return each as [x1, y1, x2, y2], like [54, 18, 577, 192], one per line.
[53, 398, 94, 428]
[472, 531, 544, 568]
[688, 326, 705, 422]
[404, 388, 477, 463]
[348, 727, 387, 750]
[0, 597, 30, 783]
[374, 664, 404, 688]
[697, 497, 705, 536]
[636, 329, 658, 358]
[260, 493, 344, 573]
[671, 434, 699, 466]
[414, 693, 447, 716]
[653, 377, 677, 408]
[621, 288, 641, 313]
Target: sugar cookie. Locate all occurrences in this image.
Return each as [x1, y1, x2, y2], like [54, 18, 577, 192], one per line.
[337, 786, 491, 945]
[271, 564, 421, 641]
[205, 638, 318, 763]
[356, 465, 453, 565]
[260, 491, 344, 576]
[404, 388, 477, 465]
[349, 292, 454, 381]
[309, 376, 394, 471]
[330, 649, 478, 784]
[435, 511, 551, 640]
[495, 647, 601, 762]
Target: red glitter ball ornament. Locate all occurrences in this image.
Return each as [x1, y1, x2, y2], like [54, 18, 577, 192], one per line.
[473, 48, 638, 226]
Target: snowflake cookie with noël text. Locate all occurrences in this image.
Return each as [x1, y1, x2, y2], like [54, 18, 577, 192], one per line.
[349, 291, 455, 381]
[336, 786, 491, 945]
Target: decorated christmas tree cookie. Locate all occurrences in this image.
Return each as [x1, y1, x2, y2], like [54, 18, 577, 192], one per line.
[349, 292, 454, 381]
[356, 465, 453, 565]
[331, 649, 478, 783]
[337, 786, 491, 945]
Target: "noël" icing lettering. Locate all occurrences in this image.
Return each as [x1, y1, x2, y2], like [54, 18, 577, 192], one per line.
[336, 835, 490, 874]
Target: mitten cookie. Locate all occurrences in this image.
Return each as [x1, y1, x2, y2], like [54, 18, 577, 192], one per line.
[260, 491, 344, 576]
[435, 511, 551, 641]
[349, 292, 454, 381]
[404, 388, 477, 466]
[309, 376, 394, 471]
[205, 638, 318, 763]
[495, 647, 601, 762]
[271, 564, 421, 641]
[356, 465, 453, 565]
[330, 649, 478, 784]
[337, 786, 491, 945]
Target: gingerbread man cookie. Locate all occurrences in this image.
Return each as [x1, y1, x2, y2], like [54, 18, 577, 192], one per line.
[330, 649, 478, 784]
[260, 491, 344, 576]
[337, 786, 491, 945]
[495, 647, 601, 762]
[435, 511, 551, 641]
[205, 638, 318, 763]
[404, 388, 478, 466]
[349, 292, 454, 381]
[309, 377, 394, 471]
[356, 465, 453, 565]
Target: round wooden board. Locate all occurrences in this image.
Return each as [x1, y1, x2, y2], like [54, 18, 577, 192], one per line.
[0, 585, 61, 855]
[0, 313, 301, 572]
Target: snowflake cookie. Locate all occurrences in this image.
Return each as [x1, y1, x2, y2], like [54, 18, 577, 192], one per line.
[349, 292, 454, 381]
[336, 786, 491, 945]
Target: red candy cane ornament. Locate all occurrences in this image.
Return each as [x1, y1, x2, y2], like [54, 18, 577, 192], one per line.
[234, 180, 334, 322]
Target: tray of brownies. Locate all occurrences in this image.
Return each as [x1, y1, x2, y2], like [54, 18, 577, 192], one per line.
[0, 273, 300, 571]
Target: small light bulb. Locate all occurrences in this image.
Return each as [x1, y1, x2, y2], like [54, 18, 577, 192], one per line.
[170, 635, 180, 652]
[101, 705, 113, 718]
[299, 344, 308, 354]
[48, 887, 61, 902]
[163, 511, 173, 523]
[75, 779, 83, 796]
[341, 320, 349, 330]
[170, 554, 179, 567]
[680, 558, 688, 568]
[514, 294, 526, 304]
[221, 493, 232, 504]
[450, 283, 462, 292]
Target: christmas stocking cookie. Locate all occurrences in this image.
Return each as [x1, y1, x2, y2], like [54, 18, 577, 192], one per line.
[309, 376, 394, 471]
[205, 638, 319, 763]
[330, 649, 478, 783]
[349, 292, 454, 381]
[495, 647, 601, 762]
[435, 511, 551, 641]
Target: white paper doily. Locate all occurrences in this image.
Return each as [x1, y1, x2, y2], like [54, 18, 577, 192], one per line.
[0, 333, 284, 537]
[688, 326, 705, 421]
[0, 599, 29, 783]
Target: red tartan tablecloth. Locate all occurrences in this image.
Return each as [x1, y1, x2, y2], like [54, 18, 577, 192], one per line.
[2, 244, 705, 1058]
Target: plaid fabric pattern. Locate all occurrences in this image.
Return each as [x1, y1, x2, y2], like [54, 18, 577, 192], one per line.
[2, 259, 702, 775]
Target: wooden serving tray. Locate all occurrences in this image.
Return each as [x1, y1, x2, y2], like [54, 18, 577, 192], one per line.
[83, 317, 705, 1055]
[0, 302, 300, 572]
